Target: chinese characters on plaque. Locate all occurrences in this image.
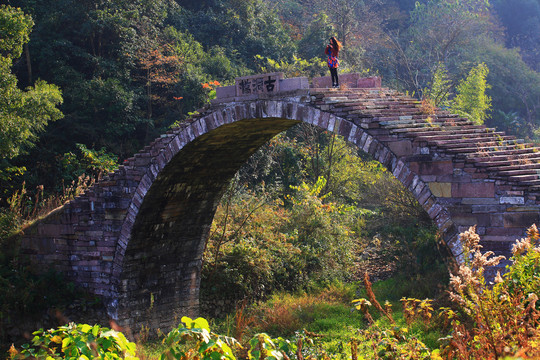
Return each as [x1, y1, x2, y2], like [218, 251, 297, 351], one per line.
[236, 72, 283, 96]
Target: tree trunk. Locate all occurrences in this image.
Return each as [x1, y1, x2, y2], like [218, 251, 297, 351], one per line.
[25, 43, 32, 84]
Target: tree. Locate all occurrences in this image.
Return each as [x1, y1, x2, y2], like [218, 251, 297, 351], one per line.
[423, 63, 452, 107]
[0, 5, 63, 160]
[491, 0, 540, 72]
[467, 39, 540, 138]
[423, 62, 492, 125]
[297, 12, 335, 61]
[451, 62, 491, 125]
[181, 0, 294, 68]
[386, 0, 493, 95]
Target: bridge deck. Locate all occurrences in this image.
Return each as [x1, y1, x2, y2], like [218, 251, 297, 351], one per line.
[207, 81, 540, 194]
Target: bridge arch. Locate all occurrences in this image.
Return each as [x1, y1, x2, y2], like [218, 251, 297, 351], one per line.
[109, 99, 450, 329]
[20, 79, 540, 332]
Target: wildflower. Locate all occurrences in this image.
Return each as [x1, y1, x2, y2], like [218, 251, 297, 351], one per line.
[512, 237, 532, 256]
[472, 250, 505, 270]
[461, 225, 482, 252]
[526, 224, 539, 242]
[8, 344, 18, 359]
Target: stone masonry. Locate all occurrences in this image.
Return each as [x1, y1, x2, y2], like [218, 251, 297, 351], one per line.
[19, 73, 540, 333]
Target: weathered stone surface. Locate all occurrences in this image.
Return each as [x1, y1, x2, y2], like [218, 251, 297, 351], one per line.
[503, 212, 540, 228]
[452, 182, 495, 198]
[236, 72, 283, 96]
[387, 140, 413, 157]
[428, 182, 452, 198]
[311, 74, 381, 89]
[500, 196, 525, 205]
[280, 77, 309, 91]
[409, 160, 453, 176]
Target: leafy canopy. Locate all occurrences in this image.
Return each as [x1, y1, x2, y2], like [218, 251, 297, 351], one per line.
[0, 5, 63, 159]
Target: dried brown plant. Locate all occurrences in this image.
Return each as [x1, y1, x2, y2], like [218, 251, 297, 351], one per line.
[420, 98, 437, 115]
[363, 272, 394, 323]
[441, 225, 540, 359]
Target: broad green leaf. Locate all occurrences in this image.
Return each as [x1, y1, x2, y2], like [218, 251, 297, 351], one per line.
[62, 337, 72, 351]
[192, 317, 210, 331]
[79, 324, 92, 333]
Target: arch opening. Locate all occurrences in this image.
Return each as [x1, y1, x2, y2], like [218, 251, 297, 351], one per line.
[117, 117, 300, 329]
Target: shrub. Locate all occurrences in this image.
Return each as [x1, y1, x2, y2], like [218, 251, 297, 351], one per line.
[202, 177, 358, 307]
[11, 323, 137, 359]
[440, 225, 540, 359]
[160, 317, 239, 360]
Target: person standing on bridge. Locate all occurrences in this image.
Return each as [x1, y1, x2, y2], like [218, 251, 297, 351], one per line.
[325, 37, 341, 88]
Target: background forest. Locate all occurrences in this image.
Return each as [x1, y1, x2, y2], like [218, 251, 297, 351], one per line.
[1, 0, 540, 357]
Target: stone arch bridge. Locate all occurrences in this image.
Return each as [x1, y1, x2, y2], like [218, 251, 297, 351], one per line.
[21, 73, 540, 331]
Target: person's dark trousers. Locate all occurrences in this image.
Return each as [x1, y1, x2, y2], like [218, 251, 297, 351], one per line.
[330, 67, 339, 87]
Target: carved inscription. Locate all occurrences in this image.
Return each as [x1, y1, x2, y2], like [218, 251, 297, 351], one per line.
[235, 72, 282, 96]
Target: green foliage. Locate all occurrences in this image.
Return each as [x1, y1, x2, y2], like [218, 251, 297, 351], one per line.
[0, 257, 81, 353]
[468, 38, 540, 139]
[297, 13, 335, 61]
[0, 78, 64, 159]
[423, 63, 452, 107]
[352, 326, 436, 360]
[15, 323, 137, 359]
[17, 225, 540, 359]
[0, 160, 25, 202]
[491, 0, 540, 71]
[248, 333, 291, 360]
[60, 143, 119, 185]
[181, 0, 294, 65]
[286, 176, 357, 284]
[450, 63, 491, 124]
[0, 4, 33, 60]
[500, 226, 540, 305]
[202, 173, 359, 306]
[0, 5, 63, 160]
[14, 317, 341, 360]
[422, 62, 492, 124]
[204, 127, 439, 309]
[161, 316, 239, 360]
[254, 55, 327, 79]
[0, 207, 20, 242]
[438, 225, 540, 358]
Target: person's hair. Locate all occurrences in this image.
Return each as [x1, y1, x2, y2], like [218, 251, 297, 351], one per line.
[330, 36, 342, 51]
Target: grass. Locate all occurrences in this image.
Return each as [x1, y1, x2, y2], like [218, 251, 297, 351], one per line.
[150, 271, 448, 358]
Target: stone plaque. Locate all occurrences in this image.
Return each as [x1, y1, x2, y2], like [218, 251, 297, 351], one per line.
[235, 72, 283, 96]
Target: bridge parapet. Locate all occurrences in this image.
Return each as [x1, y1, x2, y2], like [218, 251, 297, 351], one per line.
[214, 73, 383, 103]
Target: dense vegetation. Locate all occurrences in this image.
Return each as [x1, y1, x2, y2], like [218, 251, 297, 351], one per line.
[200, 126, 444, 313]
[1, 0, 540, 357]
[8, 226, 540, 359]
